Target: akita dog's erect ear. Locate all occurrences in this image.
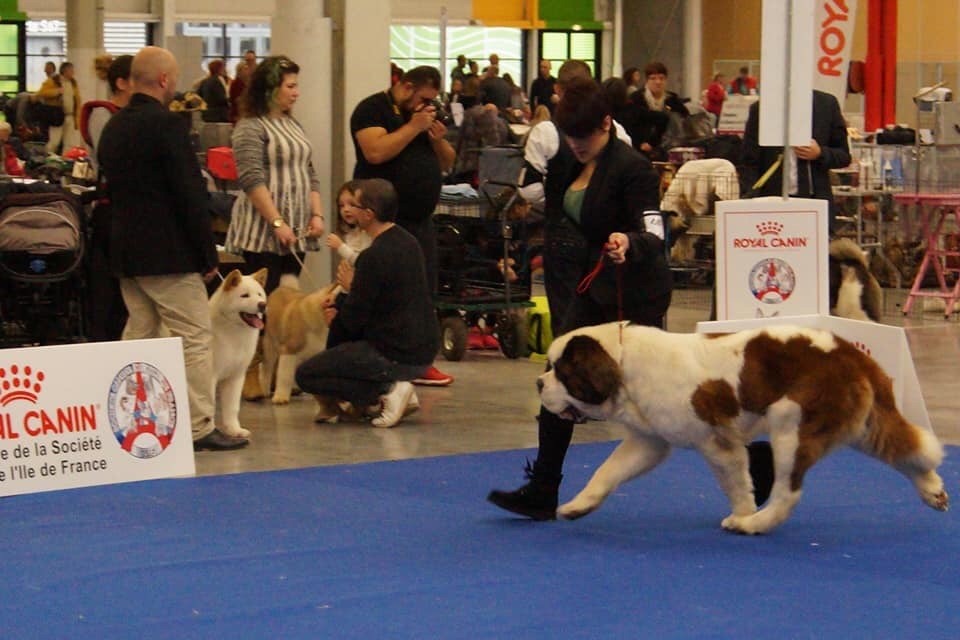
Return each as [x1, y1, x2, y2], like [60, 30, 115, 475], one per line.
[555, 335, 622, 405]
[223, 269, 243, 291]
[251, 268, 269, 288]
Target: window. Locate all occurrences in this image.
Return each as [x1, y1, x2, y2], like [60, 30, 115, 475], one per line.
[0, 22, 23, 96]
[176, 22, 270, 80]
[390, 26, 524, 88]
[25, 20, 149, 91]
[539, 30, 600, 78]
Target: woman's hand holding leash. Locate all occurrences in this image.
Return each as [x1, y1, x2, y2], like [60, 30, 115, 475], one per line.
[605, 232, 629, 264]
[274, 223, 298, 248]
[306, 214, 325, 238]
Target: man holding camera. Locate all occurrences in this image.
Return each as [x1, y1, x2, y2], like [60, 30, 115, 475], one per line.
[350, 65, 457, 386]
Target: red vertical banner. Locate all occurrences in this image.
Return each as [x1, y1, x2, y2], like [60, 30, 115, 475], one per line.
[865, 0, 897, 131]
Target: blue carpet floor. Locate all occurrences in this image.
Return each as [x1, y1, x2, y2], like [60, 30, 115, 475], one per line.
[1, 443, 958, 639]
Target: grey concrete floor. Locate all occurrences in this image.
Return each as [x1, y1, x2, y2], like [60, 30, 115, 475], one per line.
[195, 286, 960, 477]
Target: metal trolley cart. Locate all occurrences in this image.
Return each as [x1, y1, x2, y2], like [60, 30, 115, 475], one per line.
[434, 146, 535, 361]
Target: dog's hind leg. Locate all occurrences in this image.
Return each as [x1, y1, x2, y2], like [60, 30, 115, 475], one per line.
[854, 405, 949, 512]
[272, 353, 298, 404]
[557, 435, 671, 520]
[722, 399, 806, 534]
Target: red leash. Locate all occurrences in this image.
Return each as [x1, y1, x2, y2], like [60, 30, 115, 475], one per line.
[576, 253, 625, 343]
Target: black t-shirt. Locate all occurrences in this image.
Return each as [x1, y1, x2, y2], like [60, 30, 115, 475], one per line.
[350, 91, 442, 224]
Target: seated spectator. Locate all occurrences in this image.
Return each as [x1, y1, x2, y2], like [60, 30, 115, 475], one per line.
[295, 178, 439, 428]
[0, 121, 24, 176]
[629, 61, 689, 160]
[451, 102, 512, 185]
[460, 75, 480, 111]
[502, 73, 529, 122]
[730, 66, 758, 95]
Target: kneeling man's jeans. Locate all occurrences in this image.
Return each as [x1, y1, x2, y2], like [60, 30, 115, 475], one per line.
[295, 341, 428, 408]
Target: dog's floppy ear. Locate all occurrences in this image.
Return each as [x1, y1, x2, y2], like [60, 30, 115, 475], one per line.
[222, 269, 243, 291]
[251, 268, 269, 288]
[555, 335, 622, 405]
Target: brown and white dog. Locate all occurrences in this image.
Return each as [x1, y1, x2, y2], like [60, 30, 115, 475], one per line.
[260, 279, 338, 406]
[538, 322, 949, 534]
[829, 238, 883, 322]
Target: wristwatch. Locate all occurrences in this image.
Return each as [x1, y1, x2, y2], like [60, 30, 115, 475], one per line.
[271, 217, 286, 229]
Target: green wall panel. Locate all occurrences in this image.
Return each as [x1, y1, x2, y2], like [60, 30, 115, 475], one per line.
[539, 0, 602, 29]
[0, 1, 26, 21]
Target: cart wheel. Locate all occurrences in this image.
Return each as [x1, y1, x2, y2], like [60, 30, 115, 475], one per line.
[497, 312, 529, 359]
[440, 316, 468, 361]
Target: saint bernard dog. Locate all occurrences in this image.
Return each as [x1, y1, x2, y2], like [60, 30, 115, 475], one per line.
[538, 322, 949, 534]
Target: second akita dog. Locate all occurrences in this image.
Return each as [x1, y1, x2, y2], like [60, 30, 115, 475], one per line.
[210, 268, 268, 438]
[261, 279, 339, 405]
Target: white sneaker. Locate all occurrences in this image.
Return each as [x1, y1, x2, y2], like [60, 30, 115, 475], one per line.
[404, 391, 420, 417]
[372, 381, 414, 428]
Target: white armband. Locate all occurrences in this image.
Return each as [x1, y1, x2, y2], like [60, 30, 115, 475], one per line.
[643, 210, 665, 241]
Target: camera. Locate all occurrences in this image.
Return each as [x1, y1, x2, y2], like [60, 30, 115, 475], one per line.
[430, 98, 454, 126]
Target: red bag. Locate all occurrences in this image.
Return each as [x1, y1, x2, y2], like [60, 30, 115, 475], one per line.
[206, 146, 238, 181]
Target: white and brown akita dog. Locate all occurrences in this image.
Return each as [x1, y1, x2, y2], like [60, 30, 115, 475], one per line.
[537, 322, 949, 534]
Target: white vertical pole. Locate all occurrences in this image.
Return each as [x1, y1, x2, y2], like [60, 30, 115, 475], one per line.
[612, 0, 623, 78]
[439, 6, 448, 92]
[683, 0, 702, 105]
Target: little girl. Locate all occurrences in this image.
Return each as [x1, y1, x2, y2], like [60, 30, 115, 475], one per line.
[326, 180, 372, 266]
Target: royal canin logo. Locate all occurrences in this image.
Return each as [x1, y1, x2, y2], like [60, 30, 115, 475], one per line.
[0, 364, 45, 406]
[756, 221, 784, 236]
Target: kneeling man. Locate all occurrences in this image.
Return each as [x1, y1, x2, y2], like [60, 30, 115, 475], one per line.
[295, 179, 439, 427]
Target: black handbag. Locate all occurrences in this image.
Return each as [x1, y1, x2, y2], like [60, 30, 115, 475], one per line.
[877, 126, 915, 145]
[30, 101, 65, 127]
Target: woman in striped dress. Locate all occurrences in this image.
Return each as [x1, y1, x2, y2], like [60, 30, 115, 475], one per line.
[226, 55, 325, 295]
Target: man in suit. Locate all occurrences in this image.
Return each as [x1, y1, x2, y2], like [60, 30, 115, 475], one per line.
[741, 89, 851, 230]
[98, 46, 248, 452]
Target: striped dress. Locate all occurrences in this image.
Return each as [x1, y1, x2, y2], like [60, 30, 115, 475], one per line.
[225, 115, 321, 255]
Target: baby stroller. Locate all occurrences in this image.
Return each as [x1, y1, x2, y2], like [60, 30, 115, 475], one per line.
[0, 190, 87, 346]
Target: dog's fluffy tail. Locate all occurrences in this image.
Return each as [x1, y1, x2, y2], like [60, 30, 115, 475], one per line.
[279, 273, 301, 290]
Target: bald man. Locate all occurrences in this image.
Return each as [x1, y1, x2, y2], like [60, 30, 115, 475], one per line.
[98, 46, 248, 452]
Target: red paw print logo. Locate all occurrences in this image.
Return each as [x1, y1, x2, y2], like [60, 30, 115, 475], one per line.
[0, 364, 44, 405]
[853, 341, 871, 356]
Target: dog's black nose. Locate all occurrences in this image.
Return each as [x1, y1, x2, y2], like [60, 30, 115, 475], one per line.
[258, 301, 266, 312]
[536, 378, 544, 393]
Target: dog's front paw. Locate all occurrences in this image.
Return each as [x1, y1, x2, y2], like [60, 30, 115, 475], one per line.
[220, 425, 251, 439]
[271, 393, 291, 405]
[721, 514, 762, 535]
[557, 499, 597, 521]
